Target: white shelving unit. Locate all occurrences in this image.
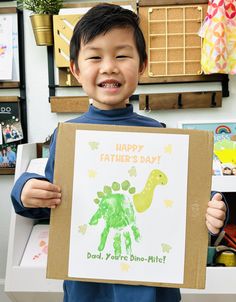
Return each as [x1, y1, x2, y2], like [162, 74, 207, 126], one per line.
[5, 143, 63, 302]
[181, 267, 236, 301]
[5, 143, 236, 302]
[212, 175, 236, 192]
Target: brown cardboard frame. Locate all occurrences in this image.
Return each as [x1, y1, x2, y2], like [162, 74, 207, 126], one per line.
[47, 123, 213, 289]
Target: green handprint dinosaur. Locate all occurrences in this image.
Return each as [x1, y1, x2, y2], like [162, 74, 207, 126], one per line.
[89, 181, 140, 257]
[89, 169, 168, 256]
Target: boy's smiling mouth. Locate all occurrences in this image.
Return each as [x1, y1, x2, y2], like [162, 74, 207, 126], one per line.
[98, 79, 121, 88]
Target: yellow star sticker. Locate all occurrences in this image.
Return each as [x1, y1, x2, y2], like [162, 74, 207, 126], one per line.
[161, 243, 172, 253]
[164, 144, 172, 154]
[164, 199, 173, 208]
[88, 170, 97, 178]
[78, 224, 87, 235]
[120, 262, 130, 272]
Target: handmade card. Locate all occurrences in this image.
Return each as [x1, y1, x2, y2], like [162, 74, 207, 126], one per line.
[0, 15, 13, 80]
[47, 123, 213, 289]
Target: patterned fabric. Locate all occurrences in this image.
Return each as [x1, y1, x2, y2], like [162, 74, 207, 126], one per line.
[200, 0, 236, 74]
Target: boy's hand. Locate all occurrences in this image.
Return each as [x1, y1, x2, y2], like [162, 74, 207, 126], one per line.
[206, 193, 226, 235]
[21, 179, 61, 209]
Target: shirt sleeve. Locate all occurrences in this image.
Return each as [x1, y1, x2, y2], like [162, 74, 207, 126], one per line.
[10, 129, 58, 220]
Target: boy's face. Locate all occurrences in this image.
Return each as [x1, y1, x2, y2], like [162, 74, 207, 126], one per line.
[70, 27, 146, 110]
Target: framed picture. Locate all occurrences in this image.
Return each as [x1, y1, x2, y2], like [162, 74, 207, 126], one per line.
[0, 97, 22, 174]
[0, 97, 23, 143]
[0, 12, 19, 81]
[0, 123, 2, 145]
[178, 120, 236, 176]
[2, 118, 23, 143]
[0, 142, 17, 169]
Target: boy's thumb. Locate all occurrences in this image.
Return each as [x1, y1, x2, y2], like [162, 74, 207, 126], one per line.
[211, 193, 222, 201]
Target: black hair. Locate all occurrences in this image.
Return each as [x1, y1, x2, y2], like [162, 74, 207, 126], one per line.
[70, 3, 147, 70]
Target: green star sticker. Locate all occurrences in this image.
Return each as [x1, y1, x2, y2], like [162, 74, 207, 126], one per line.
[88, 141, 99, 150]
[128, 166, 137, 177]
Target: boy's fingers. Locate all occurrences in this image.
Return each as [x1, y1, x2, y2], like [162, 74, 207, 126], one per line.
[30, 188, 61, 200]
[21, 179, 62, 209]
[23, 197, 61, 208]
[208, 199, 226, 211]
[30, 179, 61, 192]
[207, 206, 226, 220]
[206, 220, 221, 235]
[206, 213, 224, 229]
[206, 193, 226, 235]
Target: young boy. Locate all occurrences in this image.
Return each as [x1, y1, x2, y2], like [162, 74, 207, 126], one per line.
[11, 3, 227, 302]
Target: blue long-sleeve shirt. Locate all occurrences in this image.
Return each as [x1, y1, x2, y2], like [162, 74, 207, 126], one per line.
[11, 104, 227, 302]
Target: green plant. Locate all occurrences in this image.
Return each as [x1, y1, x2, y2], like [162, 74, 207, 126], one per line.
[18, 0, 63, 15]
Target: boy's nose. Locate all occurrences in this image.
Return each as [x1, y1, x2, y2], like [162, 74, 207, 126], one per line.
[100, 58, 119, 74]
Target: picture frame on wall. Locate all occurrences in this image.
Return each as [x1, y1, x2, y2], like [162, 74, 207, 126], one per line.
[0, 97, 22, 174]
[0, 123, 2, 145]
[2, 118, 23, 143]
[178, 120, 236, 177]
[0, 142, 17, 169]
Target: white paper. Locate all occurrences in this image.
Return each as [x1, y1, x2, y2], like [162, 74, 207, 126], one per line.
[26, 158, 48, 176]
[0, 15, 13, 80]
[68, 130, 189, 284]
[20, 224, 49, 267]
[12, 14, 19, 81]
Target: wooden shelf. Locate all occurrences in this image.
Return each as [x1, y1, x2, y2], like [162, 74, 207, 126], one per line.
[139, 91, 222, 110]
[0, 96, 19, 102]
[50, 96, 89, 113]
[0, 82, 20, 89]
[0, 168, 15, 175]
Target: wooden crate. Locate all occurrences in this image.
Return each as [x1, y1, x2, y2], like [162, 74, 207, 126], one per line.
[53, 14, 82, 68]
[139, 3, 208, 83]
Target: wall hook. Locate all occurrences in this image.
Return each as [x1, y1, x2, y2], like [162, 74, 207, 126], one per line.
[178, 94, 183, 109]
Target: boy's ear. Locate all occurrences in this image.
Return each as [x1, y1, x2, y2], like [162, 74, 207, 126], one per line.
[70, 60, 80, 82]
[139, 59, 147, 75]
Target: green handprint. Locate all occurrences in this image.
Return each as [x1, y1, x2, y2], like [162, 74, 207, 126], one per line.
[89, 181, 140, 256]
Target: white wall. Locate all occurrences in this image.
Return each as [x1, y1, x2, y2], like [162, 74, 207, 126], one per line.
[0, 3, 236, 302]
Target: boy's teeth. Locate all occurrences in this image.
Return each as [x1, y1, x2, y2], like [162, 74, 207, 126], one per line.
[101, 83, 119, 88]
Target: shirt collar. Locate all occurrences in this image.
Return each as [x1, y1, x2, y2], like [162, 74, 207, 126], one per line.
[85, 104, 134, 120]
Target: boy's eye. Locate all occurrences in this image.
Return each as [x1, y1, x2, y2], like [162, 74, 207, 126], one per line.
[116, 55, 128, 59]
[87, 56, 101, 60]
